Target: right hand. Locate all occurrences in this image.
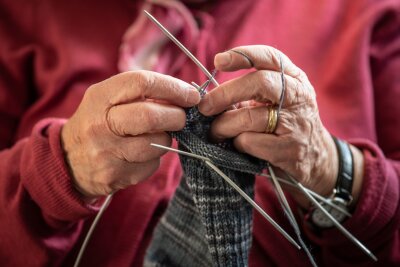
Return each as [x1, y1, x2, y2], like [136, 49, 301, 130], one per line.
[61, 71, 200, 199]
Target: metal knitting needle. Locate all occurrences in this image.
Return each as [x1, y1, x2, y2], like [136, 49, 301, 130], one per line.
[74, 193, 114, 267]
[258, 173, 352, 218]
[307, 191, 351, 217]
[151, 143, 301, 249]
[286, 174, 378, 261]
[192, 81, 209, 95]
[144, 10, 219, 87]
[191, 82, 201, 88]
[266, 165, 318, 267]
[267, 164, 298, 227]
[204, 161, 301, 249]
[151, 143, 209, 161]
[160, 145, 351, 218]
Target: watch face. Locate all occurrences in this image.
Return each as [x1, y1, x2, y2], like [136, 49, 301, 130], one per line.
[311, 200, 348, 228]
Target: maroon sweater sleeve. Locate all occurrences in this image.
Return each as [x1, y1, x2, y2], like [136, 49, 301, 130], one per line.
[0, 120, 101, 264]
[304, 3, 400, 265]
[21, 119, 100, 224]
[0, 3, 99, 265]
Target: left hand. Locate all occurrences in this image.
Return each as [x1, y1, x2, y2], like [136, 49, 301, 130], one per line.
[198, 45, 339, 205]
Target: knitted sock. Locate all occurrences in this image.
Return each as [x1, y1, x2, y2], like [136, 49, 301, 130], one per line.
[145, 95, 266, 267]
[145, 176, 213, 267]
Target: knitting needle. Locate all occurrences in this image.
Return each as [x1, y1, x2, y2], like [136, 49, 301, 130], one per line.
[74, 193, 114, 267]
[191, 82, 201, 88]
[258, 173, 352, 218]
[154, 142, 351, 217]
[261, 168, 369, 265]
[264, 169, 373, 260]
[144, 10, 219, 87]
[151, 143, 210, 161]
[266, 165, 318, 267]
[153, 142, 378, 262]
[267, 164, 298, 228]
[150, 143, 301, 249]
[286, 174, 378, 262]
[204, 160, 301, 249]
[192, 81, 212, 96]
[152, 144, 349, 220]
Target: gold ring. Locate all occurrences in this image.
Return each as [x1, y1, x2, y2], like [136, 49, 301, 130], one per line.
[265, 106, 278, 134]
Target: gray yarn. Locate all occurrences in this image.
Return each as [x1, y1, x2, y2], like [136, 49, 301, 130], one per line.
[145, 178, 213, 267]
[145, 90, 266, 267]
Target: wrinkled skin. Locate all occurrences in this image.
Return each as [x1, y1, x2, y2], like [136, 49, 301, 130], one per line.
[61, 71, 200, 198]
[198, 45, 363, 206]
[62, 45, 363, 207]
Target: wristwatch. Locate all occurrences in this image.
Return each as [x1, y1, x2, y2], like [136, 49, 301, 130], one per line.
[310, 136, 354, 228]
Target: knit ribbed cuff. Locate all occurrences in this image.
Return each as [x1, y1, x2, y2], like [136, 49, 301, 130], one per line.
[304, 139, 399, 249]
[21, 119, 100, 223]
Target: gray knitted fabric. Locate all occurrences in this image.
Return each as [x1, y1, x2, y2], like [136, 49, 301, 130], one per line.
[144, 92, 266, 267]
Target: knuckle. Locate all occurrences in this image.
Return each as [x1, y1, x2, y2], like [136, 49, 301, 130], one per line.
[139, 106, 158, 132]
[294, 143, 307, 160]
[181, 85, 191, 104]
[256, 71, 275, 99]
[263, 46, 281, 67]
[270, 50, 282, 68]
[257, 71, 273, 87]
[261, 70, 277, 87]
[106, 108, 125, 136]
[298, 70, 308, 81]
[83, 83, 102, 104]
[289, 80, 304, 104]
[89, 145, 107, 163]
[239, 108, 255, 131]
[84, 84, 96, 99]
[132, 71, 155, 97]
[290, 67, 308, 84]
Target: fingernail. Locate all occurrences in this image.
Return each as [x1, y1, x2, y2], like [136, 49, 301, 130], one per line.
[216, 52, 231, 67]
[199, 94, 213, 114]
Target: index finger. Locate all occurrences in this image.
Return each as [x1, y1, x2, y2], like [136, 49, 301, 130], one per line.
[198, 70, 298, 116]
[214, 45, 304, 80]
[91, 70, 201, 108]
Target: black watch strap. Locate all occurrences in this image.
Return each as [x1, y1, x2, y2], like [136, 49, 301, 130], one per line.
[332, 136, 354, 203]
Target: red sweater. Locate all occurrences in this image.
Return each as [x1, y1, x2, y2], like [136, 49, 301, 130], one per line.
[0, 0, 399, 266]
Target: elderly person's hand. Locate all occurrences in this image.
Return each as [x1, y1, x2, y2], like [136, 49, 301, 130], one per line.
[199, 45, 364, 207]
[61, 71, 200, 199]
